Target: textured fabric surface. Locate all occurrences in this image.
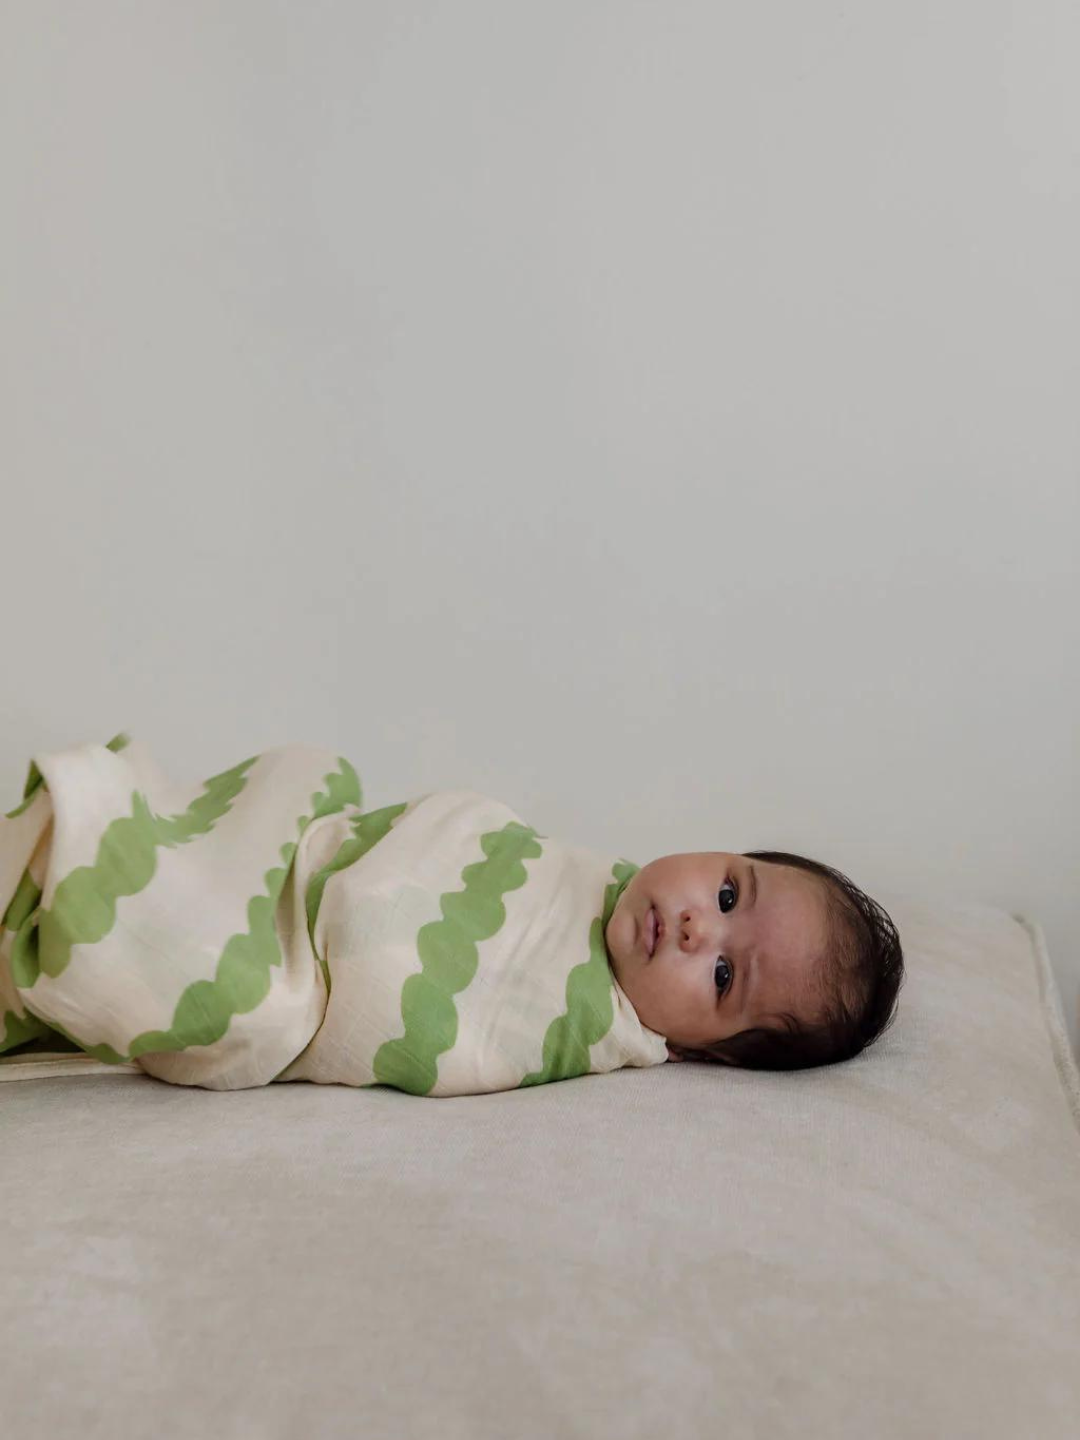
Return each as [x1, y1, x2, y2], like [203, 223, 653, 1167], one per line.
[2, 897, 1078, 1439]
[1, 736, 665, 1093]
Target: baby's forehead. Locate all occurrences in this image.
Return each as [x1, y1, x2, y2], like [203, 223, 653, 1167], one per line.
[659, 849, 734, 866]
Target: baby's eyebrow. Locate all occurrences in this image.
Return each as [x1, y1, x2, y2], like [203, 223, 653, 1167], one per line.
[736, 862, 761, 1019]
[746, 861, 759, 912]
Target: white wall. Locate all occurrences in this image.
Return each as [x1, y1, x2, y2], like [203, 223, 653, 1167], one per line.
[4, 2, 1078, 1055]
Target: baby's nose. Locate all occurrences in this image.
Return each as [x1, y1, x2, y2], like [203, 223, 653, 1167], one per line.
[679, 910, 707, 948]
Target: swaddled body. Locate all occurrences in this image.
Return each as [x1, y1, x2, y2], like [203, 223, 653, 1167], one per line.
[0, 735, 667, 1093]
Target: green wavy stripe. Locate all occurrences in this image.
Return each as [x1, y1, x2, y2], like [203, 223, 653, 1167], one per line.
[3, 869, 41, 933]
[519, 858, 640, 1088]
[3, 731, 130, 820]
[372, 820, 544, 1096]
[303, 801, 409, 991]
[0, 1007, 54, 1055]
[7, 753, 362, 1067]
[11, 751, 261, 987]
[3, 1012, 129, 1066]
[112, 756, 361, 1065]
[2, 874, 67, 1056]
[2, 741, 129, 1044]
[1, 872, 46, 1053]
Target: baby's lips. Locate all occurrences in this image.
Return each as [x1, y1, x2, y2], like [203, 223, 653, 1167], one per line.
[644, 905, 660, 958]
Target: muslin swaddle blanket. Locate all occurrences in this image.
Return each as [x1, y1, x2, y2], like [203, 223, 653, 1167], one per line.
[0, 735, 668, 1093]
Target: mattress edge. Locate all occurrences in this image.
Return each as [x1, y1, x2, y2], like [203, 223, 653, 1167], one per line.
[1012, 911, 1080, 1144]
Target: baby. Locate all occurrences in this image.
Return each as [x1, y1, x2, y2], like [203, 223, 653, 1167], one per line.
[1, 735, 904, 1092]
[605, 850, 904, 1071]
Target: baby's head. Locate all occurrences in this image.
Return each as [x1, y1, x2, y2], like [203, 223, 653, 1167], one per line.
[604, 850, 904, 1070]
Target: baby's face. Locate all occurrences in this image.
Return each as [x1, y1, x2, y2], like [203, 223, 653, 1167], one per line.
[605, 852, 832, 1058]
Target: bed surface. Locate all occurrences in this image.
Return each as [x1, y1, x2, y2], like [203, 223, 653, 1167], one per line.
[3, 897, 1079, 1439]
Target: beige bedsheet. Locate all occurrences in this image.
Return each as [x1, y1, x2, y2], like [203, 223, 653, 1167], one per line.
[2, 896, 1078, 1439]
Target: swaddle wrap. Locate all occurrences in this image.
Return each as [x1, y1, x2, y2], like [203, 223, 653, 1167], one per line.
[0, 735, 668, 1093]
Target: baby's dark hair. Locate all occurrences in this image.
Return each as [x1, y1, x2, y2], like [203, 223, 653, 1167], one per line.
[666, 851, 905, 1072]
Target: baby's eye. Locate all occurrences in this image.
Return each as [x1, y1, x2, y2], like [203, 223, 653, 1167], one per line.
[718, 880, 738, 914]
[714, 956, 733, 997]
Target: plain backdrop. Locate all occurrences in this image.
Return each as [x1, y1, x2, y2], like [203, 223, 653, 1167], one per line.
[3, 2, 1077, 1057]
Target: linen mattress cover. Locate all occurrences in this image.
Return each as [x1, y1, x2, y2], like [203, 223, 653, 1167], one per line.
[2, 898, 1078, 1438]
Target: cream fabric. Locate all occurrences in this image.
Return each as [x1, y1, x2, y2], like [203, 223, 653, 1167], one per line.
[1, 736, 666, 1093]
[2, 898, 1078, 1438]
